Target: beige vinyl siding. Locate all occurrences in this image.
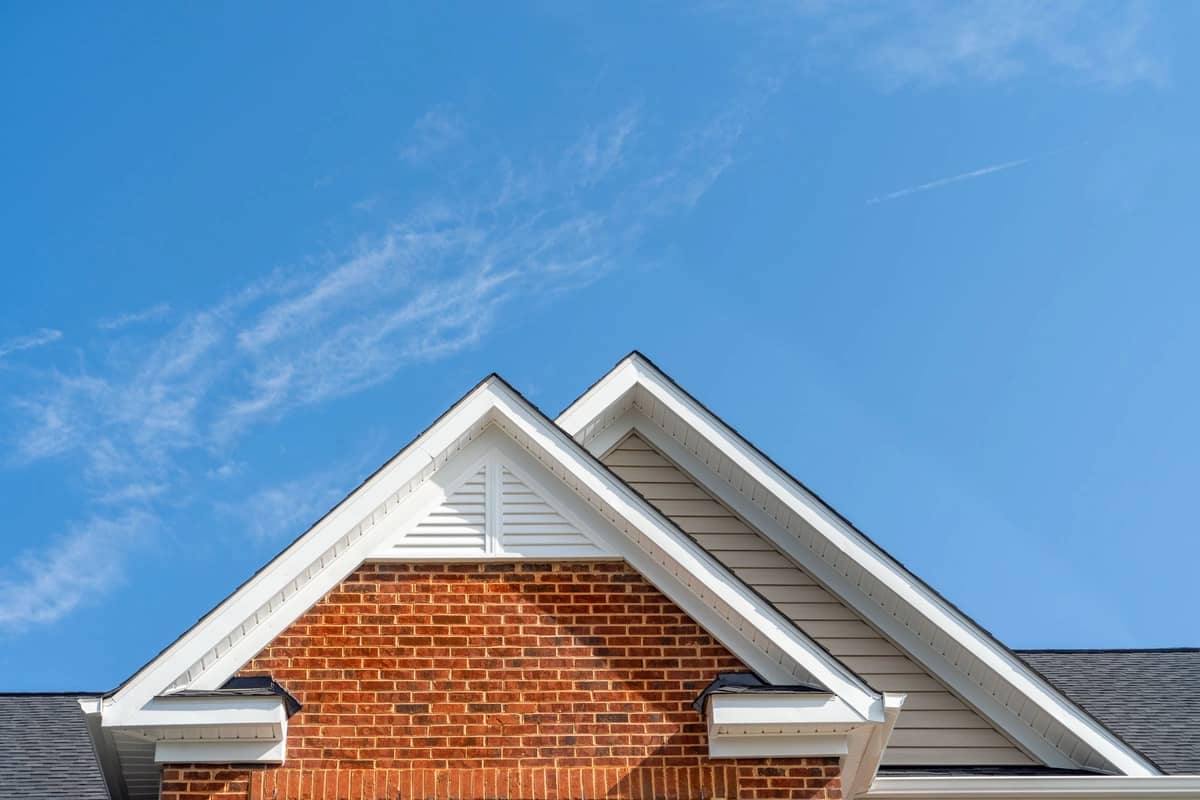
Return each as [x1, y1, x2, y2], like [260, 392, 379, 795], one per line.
[604, 432, 1035, 767]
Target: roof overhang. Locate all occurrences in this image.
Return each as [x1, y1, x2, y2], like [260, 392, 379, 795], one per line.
[105, 693, 289, 764]
[558, 352, 1162, 777]
[697, 683, 906, 797]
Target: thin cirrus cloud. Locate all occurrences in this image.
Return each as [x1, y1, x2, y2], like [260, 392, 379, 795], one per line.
[867, 156, 1034, 205]
[96, 302, 172, 331]
[0, 101, 751, 632]
[0, 328, 62, 361]
[720, 0, 1163, 87]
[398, 105, 466, 166]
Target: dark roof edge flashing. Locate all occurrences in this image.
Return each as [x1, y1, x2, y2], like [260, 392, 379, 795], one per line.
[159, 676, 302, 718]
[691, 672, 826, 716]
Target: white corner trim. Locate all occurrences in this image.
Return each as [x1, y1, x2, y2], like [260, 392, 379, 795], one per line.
[846, 692, 906, 799]
[556, 354, 1160, 777]
[865, 776, 1200, 800]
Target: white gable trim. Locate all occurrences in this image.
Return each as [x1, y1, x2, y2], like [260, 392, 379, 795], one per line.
[102, 376, 883, 736]
[557, 353, 1160, 777]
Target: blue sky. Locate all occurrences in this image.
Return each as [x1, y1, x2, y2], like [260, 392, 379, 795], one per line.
[1, 2, 1197, 691]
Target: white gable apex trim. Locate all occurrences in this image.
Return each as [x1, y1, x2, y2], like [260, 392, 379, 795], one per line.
[102, 375, 883, 732]
[557, 353, 1160, 778]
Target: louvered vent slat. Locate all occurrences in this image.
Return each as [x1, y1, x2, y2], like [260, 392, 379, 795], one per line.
[394, 466, 488, 553]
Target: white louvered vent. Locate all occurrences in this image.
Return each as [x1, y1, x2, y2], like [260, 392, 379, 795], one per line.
[500, 466, 604, 555]
[373, 448, 616, 559]
[393, 465, 488, 553]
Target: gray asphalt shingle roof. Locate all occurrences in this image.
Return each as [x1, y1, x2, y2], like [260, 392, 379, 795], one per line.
[1018, 648, 1200, 775]
[0, 694, 110, 799]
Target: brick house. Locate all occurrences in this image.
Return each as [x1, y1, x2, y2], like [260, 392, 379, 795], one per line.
[5, 353, 1198, 799]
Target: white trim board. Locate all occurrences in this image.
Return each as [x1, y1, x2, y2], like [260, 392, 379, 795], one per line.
[865, 776, 1200, 800]
[102, 376, 884, 736]
[557, 353, 1159, 777]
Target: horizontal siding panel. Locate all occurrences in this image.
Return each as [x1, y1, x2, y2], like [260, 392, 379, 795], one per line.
[838, 656, 926, 674]
[823, 638, 905, 657]
[707, 550, 796, 569]
[732, 568, 816, 586]
[689, 533, 777, 551]
[899, 693, 972, 711]
[604, 449, 677, 467]
[775, 602, 861, 621]
[897, 710, 997, 729]
[651, 499, 734, 517]
[864, 673, 949, 692]
[630, 482, 711, 501]
[672, 516, 754, 534]
[883, 748, 1036, 766]
[607, 465, 692, 484]
[890, 728, 1017, 748]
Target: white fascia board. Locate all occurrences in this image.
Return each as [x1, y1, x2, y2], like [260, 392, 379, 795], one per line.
[707, 693, 863, 730]
[709, 734, 851, 759]
[105, 696, 286, 730]
[487, 380, 884, 722]
[155, 738, 286, 764]
[557, 354, 1158, 776]
[865, 777, 1200, 800]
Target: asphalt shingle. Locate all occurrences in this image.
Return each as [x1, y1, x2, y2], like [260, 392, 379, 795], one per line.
[1018, 648, 1200, 775]
[0, 694, 110, 799]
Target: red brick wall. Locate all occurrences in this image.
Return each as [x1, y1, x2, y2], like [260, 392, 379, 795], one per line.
[161, 562, 841, 800]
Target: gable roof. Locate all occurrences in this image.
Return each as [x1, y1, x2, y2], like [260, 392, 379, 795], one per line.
[557, 352, 1162, 777]
[1018, 649, 1200, 775]
[101, 373, 883, 730]
[0, 694, 111, 800]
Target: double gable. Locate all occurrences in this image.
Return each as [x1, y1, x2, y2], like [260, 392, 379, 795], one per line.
[79, 353, 1199, 800]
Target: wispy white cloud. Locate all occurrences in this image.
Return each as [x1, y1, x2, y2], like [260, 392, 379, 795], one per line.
[568, 105, 641, 186]
[399, 105, 466, 165]
[0, 511, 153, 631]
[0, 100, 751, 630]
[0, 328, 62, 360]
[719, 0, 1163, 88]
[221, 466, 353, 542]
[867, 156, 1033, 204]
[97, 303, 171, 331]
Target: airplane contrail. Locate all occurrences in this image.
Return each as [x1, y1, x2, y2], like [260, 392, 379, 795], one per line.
[868, 156, 1034, 205]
